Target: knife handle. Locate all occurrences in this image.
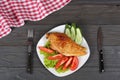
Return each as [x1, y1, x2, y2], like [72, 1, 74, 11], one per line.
[27, 44, 33, 74]
[99, 50, 104, 73]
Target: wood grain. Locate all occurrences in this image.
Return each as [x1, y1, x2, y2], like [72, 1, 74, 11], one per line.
[72, 0, 120, 4]
[0, 25, 120, 46]
[26, 4, 120, 25]
[0, 67, 120, 80]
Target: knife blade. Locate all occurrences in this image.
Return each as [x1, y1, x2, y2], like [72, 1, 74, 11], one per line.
[27, 29, 34, 74]
[97, 27, 105, 73]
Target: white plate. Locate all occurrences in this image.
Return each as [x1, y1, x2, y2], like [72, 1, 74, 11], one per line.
[36, 25, 90, 77]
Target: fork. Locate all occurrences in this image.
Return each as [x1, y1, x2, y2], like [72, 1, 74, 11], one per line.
[27, 29, 34, 74]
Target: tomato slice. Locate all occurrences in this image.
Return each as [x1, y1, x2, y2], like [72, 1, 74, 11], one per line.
[62, 56, 73, 70]
[55, 57, 68, 69]
[70, 56, 79, 71]
[39, 46, 54, 53]
[48, 54, 64, 60]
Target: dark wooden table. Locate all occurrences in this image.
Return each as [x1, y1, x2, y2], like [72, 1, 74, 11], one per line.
[0, 0, 120, 80]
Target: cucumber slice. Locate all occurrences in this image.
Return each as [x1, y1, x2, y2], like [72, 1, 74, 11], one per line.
[65, 28, 71, 38]
[65, 24, 71, 29]
[70, 24, 76, 40]
[75, 28, 83, 44]
[65, 24, 72, 38]
[65, 24, 83, 44]
[72, 23, 76, 28]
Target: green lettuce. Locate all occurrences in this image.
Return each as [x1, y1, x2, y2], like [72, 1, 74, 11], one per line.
[44, 58, 57, 68]
[56, 66, 69, 73]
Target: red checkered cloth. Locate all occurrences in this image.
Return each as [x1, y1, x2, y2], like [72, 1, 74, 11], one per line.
[0, 0, 71, 38]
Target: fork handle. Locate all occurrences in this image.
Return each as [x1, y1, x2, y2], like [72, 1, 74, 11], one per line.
[99, 50, 104, 73]
[27, 44, 33, 74]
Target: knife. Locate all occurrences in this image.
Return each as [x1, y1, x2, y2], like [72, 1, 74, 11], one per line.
[97, 27, 105, 73]
[27, 29, 34, 74]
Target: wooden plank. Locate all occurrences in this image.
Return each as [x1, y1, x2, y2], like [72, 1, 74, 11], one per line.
[0, 67, 120, 80]
[0, 25, 120, 46]
[0, 46, 120, 68]
[0, 46, 43, 68]
[26, 4, 120, 25]
[72, 0, 120, 4]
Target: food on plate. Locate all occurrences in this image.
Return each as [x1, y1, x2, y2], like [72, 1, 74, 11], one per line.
[44, 58, 58, 68]
[47, 53, 64, 60]
[46, 32, 86, 56]
[38, 23, 88, 73]
[39, 46, 79, 72]
[65, 23, 83, 44]
[39, 46, 54, 54]
[62, 56, 73, 70]
[55, 57, 69, 69]
[70, 56, 79, 71]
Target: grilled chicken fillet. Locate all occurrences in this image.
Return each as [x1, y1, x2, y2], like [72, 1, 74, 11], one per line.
[46, 32, 86, 56]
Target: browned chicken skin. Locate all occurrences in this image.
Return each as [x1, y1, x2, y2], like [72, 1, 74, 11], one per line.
[46, 32, 86, 56]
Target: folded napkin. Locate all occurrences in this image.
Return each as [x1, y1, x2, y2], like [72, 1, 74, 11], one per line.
[0, 0, 71, 38]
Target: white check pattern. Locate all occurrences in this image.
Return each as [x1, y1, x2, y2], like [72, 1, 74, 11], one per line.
[0, 0, 71, 38]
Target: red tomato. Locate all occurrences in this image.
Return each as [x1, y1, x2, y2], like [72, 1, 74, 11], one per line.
[48, 54, 64, 60]
[39, 46, 54, 53]
[62, 56, 73, 70]
[70, 56, 79, 71]
[55, 57, 68, 69]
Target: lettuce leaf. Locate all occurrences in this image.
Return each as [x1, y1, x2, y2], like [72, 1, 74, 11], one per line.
[44, 41, 50, 48]
[56, 66, 69, 73]
[44, 58, 58, 68]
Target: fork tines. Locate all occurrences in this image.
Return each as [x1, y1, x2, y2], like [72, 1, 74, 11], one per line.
[28, 29, 33, 41]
